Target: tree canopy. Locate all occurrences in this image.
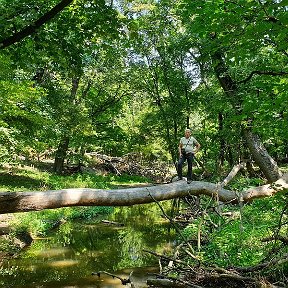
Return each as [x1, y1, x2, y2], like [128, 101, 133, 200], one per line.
[0, 3, 288, 287]
[0, 0, 287, 183]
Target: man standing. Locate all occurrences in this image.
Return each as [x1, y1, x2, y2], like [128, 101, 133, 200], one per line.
[177, 128, 201, 183]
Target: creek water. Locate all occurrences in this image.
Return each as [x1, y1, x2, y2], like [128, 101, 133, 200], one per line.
[0, 203, 177, 288]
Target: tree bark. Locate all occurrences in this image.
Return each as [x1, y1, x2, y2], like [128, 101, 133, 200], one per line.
[53, 77, 80, 174]
[0, 174, 287, 214]
[211, 49, 282, 182]
[53, 136, 70, 174]
[218, 112, 225, 169]
[0, 0, 74, 49]
[243, 130, 282, 182]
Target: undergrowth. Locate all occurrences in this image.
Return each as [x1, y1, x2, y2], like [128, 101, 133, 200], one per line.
[180, 178, 288, 284]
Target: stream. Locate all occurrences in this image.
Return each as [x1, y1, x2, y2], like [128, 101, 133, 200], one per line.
[0, 203, 177, 288]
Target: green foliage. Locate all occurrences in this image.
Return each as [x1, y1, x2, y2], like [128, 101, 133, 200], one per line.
[1, 0, 287, 171]
[67, 206, 113, 220]
[0, 53, 47, 163]
[11, 209, 64, 237]
[10, 206, 113, 237]
[0, 0, 287, 262]
[0, 0, 130, 169]
[1, 1, 288, 285]
[172, 0, 288, 168]
[228, 176, 265, 191]
[182, 191, 287, 271]
[0, 236, 20, 254]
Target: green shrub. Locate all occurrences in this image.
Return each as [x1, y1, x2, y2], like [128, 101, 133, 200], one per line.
[186, 191, 288, 270]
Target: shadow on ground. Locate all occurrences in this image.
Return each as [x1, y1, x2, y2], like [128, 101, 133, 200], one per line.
[0, 173, 42, 190]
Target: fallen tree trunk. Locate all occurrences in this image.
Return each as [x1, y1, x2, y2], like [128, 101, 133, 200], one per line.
[0, 174, 287, 214]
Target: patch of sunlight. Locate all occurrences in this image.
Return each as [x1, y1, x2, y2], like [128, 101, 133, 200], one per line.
[36, 247, 70, 258]
[153, 218, 170, 224]
[159, 241, 175, 254]
[76, 250, 104, 257]
[94, 275, 126, 287]
[25, 264, 37, 272]
[65, 189, 87, 202]
[48, 259, 79, 268]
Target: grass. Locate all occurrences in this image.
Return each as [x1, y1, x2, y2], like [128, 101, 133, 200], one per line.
[0, 164, 151, 192]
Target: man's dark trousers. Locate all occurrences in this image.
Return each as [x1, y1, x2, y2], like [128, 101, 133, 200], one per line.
[177, 152, 194, 181]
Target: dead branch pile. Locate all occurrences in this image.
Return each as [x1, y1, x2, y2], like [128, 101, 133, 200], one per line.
[85, 152, 173, 182]
[145, 209, 288, 288]
[145, 164, 288, 288]
[146, 250, 288, 288]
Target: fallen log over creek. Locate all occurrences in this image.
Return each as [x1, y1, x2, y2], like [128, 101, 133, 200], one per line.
[0, 173, 287, 214]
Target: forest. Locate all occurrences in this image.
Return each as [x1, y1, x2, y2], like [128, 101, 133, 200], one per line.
[0, 0, 288, 287]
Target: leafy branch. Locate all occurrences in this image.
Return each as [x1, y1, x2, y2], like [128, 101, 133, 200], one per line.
[237, 70, 288, 84]
[0, 0, 74, 49]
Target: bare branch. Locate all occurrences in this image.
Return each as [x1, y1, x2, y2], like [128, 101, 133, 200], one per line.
[261, 236, 288, 245]
[237, 70, 288, 84]
[0, 0, 74, 49]
[220, 162, 245, 187]
[143, 249, 191, 267]
[92, 271, 130, 285]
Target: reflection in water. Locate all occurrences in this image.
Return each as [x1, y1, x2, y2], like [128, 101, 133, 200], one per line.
[0, 203, 176, 288]
[36, 247, 71, 258]
[48, 260, 79, 268]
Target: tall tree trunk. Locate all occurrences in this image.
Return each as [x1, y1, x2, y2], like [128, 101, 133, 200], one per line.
[243, 130, 282, 182]
[211, 49, 282, 182]
[53, 76, 80, 174]
[53, 136, 70, 174]
[148, 62, 178, 163]
[218, 112, 225, 169]
[227, 145, 234, 167]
